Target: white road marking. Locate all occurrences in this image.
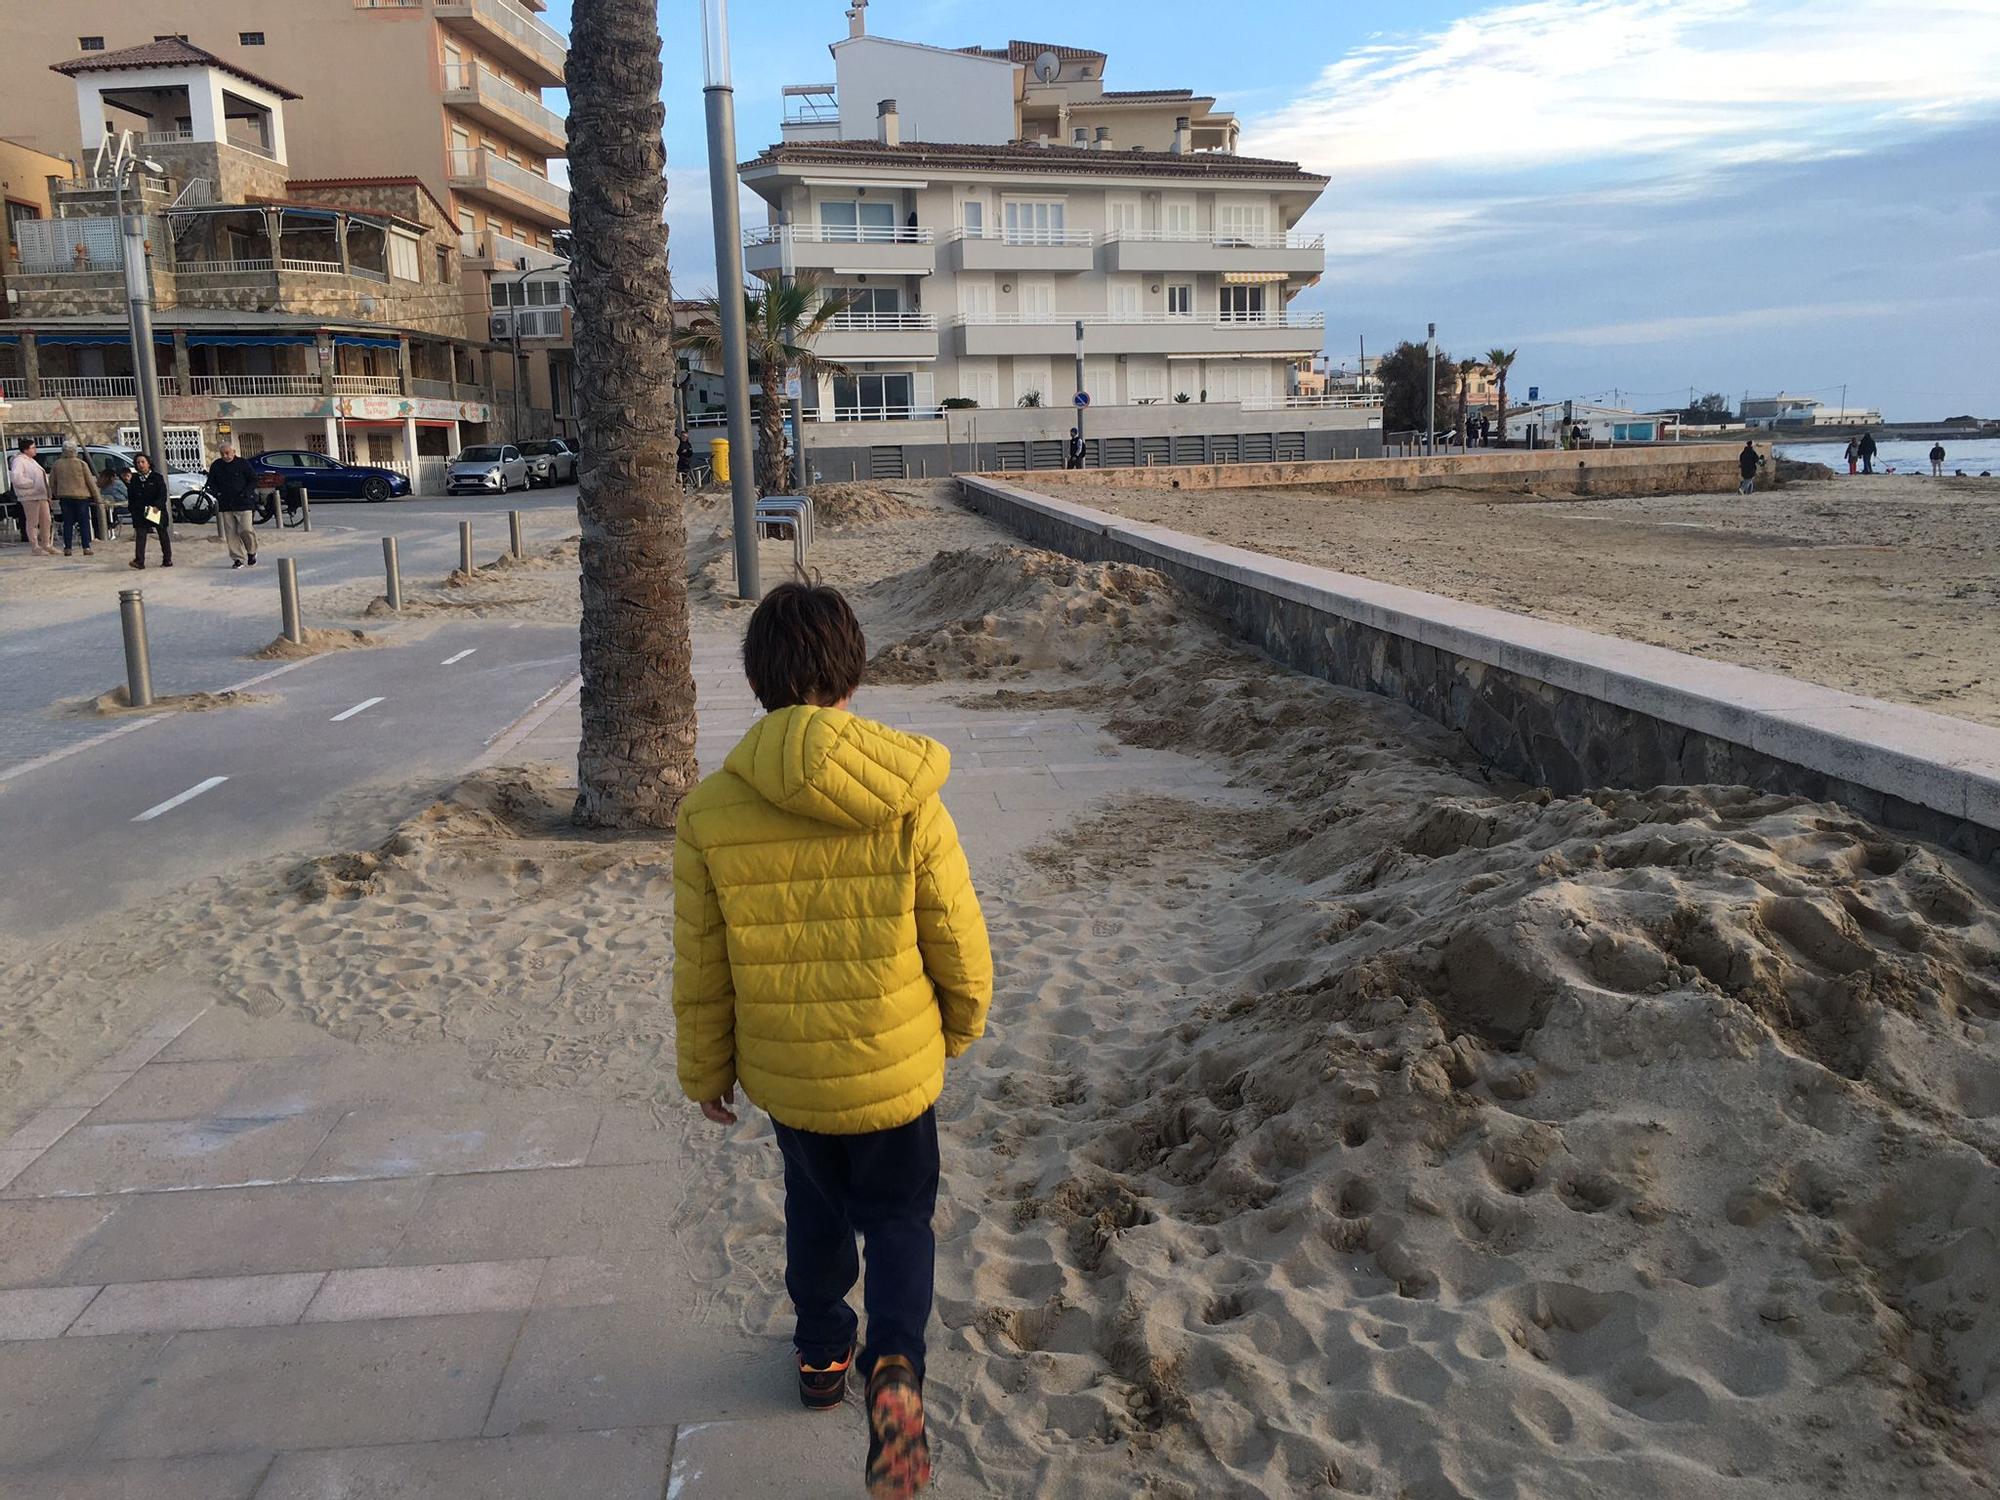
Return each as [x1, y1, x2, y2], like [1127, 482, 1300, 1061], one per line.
[440, 648, 478, 665]
[330, 696, 385, 722]
[133, 776, 228, 823]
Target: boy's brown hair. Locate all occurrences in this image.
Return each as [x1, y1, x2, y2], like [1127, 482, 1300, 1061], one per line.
[743, 582, 867, 711]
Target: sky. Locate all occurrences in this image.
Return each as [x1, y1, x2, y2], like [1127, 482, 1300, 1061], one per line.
[540, 0, 2000, 420]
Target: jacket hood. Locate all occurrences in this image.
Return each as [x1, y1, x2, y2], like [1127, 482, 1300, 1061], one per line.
[723, 705, 950, 830]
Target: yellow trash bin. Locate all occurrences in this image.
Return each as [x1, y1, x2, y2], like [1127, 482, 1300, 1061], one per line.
[710, 437, 729, 484]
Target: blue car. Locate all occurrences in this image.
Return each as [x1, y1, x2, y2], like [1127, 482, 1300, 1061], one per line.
[251, 449, 412, 502]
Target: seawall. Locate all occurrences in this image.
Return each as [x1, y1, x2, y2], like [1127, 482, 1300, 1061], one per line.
[954, 474, 1999, 862]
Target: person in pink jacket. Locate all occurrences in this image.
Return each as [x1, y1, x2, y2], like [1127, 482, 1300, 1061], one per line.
[9, 438, 54, 555]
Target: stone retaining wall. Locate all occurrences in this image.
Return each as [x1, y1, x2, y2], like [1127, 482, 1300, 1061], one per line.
[983, 441, 1765, 497]
[955, 475, 1999, 863]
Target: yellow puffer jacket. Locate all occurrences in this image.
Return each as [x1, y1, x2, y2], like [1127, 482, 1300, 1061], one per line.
[672, 704, 993, 1135]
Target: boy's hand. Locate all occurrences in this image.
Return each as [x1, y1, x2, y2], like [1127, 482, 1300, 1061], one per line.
[700, 1088, 738, 1126]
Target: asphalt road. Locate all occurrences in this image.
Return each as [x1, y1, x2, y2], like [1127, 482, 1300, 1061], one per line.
[0, 488, 585, 932]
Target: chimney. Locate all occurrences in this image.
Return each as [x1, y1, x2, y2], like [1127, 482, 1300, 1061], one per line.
[1072, 126, 1088, 148]
[846, 0, 867, 38]
[1172, 115, 1191, 154]
[1094, 126, 1111, 150]
[876, 98, 900, 146]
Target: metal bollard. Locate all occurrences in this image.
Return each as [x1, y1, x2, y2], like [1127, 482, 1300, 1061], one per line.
[295, 483, 312, 533]
[459, 519, 474, 576]
[278, 557, 303, 644]
[119, 589, 155, 708]
[381, 536, 402, 611]
[508, 508, 523, 559]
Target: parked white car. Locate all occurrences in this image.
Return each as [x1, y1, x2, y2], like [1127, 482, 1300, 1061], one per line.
[446, 444, 529, 494]
[518, 438, 578, 487]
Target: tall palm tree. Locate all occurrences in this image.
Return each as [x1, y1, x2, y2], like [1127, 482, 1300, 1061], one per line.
[675, 276, 852, 494]
[566, 0, 697, 830]
[1484, 347, 1518, 448]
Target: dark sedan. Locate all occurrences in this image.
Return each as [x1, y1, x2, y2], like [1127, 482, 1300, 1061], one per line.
[251, 450, 412, 502]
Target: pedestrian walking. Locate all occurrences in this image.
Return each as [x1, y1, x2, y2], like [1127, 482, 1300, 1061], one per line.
[207, 440, 260, 567]
[1066, 427, 1085, 469]
[49, 440, 101, 557]
[9, 437, 55, 555]
[674, 583, 992, 1500]
[676, 431, 696, 494]
[128, 453, 172, 569]
[1857, 430, 1877, 474]
[1843, 438, 1858, 474]
[1738, 439, 1762, 495]
[1930, 443, 1946, 477]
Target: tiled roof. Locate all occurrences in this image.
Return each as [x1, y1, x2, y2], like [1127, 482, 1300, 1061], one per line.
[1096, 89, 1196, 101]
[958, 41, 1108, 63]
[745, 139, 1324, 184]
[50, 38, 301, 100]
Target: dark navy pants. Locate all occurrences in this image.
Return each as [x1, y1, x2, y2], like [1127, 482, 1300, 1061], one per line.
[772, 1108, 938, 1382]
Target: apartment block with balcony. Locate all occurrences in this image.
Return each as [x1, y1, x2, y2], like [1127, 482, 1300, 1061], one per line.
[738, 7, 1375, 477]
[0, 44, 500, 474]
[0, 0, 573, 443]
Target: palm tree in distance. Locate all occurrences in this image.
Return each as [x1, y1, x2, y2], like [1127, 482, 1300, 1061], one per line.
[565, 0, 698, 829]
[675, 275, 854, 494]
[1484, 347, 1518, 448]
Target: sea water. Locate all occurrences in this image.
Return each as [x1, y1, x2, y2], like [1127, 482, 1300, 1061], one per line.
[1776, 437, 2000, 475]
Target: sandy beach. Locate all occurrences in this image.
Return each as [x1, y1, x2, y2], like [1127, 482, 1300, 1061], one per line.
[1023, 473, 2000, 727]
[3, 480, 1997, 1495]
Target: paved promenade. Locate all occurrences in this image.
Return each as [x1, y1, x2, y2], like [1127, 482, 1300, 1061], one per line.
[0, 625, 1238, 1498]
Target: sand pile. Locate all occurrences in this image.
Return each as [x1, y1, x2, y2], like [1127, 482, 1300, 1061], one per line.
[77, 686, 271, 716]
[808, 481, 923, 527]
[249, 626, 378, 659]
[863, 545, 1195, 683]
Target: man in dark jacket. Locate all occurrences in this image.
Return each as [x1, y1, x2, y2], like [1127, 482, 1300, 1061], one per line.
[1738, 440, 1761, 495]
[128, 453, 172, 569]
[207, 440, 260, 567]
[1930, 443, 1946, 477]
[1857, 430, 1877, 474]
[1066, 428, 1085, 469]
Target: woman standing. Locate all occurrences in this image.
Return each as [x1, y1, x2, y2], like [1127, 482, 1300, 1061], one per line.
[128, 453, 172, 569]
[8, 438, 54, 555]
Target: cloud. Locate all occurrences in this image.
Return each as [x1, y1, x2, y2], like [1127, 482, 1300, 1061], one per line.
[1519, 299, 1951, 346]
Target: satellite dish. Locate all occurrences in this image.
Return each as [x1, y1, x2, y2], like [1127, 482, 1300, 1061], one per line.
[1033, 50, 1060, 83]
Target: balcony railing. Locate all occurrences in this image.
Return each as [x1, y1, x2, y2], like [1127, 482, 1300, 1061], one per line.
[1100, 229, 1324, 249]
[332, 374, 403, 395]
[190, 374, 324, 397]
[449, 147, 569, 218]
[443, 62, 567, 144]
[435, 0, 567, 81]
[279, 258, 347, 275]
[490, 307, 567, 339]
[822, 312, 937, 331]
[950, 226, 1094, 247]
[1241, 392, 1383, 410]
[140, 128, 195, 145]
[175, 258, 276, 275]
[41, 376, 137, 399]
[1, 377, 27, 399]
[953, 311, 1325, 328]
[411, 377, 459, 399]
[464, 228, 564, 267]
[745, 223, 934, 246]
[821, 404, 944, 423]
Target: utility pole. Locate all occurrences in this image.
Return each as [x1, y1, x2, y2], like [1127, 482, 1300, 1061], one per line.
[702, 0, 759, 599]
[778, 208, 808, 490]
[115, 142, 168, 471]
[507, 258, 535, 443]
[1425, 322, 1437, 456]
[1073, 319, 1086, 446]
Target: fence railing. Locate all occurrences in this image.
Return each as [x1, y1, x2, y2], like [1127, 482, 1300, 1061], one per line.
[278, 258, 346, 276]
[489, 307, 567, 339]
[0, 377, 26, 399]
[1101, 229, 1325, 249]
[40, 376, 137, 399]
[174, 258, 276, 276]
[140, 128, 195, 145]
[412, 377, 458, 399]
[442, 62, 566, 140]
[448, 148, 568, 216]
[1240, 392, 1382, 410]
[953, 310, 1326, 328]
[951, 226, 1095, 247]
[746, 223, 933, 246]
[822, 312, 937, 332]
[819, 403, 945, 423]
[190, 374, 324, 397]
[437, 0, 568, 75]
[331, 374, 403, 395]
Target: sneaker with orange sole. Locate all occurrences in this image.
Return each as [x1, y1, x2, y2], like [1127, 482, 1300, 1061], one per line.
[797, 1343, 853, 1411]
[864, 1355, 931, 1499]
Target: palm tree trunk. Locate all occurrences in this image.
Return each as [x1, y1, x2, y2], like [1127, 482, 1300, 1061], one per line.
[567, 0, 697, 829]
[1496, 372, 1508, 448]
[757, 362, 789, 494]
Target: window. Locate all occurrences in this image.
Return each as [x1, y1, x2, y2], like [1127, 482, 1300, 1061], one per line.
[1105, 199, 1140, 239]
[831, 372, 913, 419]
[79, 36, 105, 50]
[1127, 358, 1167, 403]
[1218, 284, 1266, 321]
[153, 33, 190, 41]
[1215, 202, 1269, 247]
[436, 246, 451, 282]
[1010, 358, 1051, 407]
[818, 199, 895, 242]
[1016, 278, 1054, 319]
[961, 200, 984, 237]
[958, 276, 994, 320]
[1165, 283, 1193, 318]
[842, 286, 900, 317]
[1108, 278, 1141, 321]
[1002, 200, 1065, 245]
[387, 232, 421, 282]
[957, 362, 998, 409]
[239, 31, 266, 45]
[1162, 199, 1195, 238]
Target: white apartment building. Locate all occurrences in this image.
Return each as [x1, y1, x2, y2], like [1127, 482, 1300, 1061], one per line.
[733, 3, 1377, 477]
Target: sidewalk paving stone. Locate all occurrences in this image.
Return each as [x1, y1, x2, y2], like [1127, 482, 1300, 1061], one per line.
[153, 1008, 346, 1065]
[0, 1284, 101, 1340]
[92, 1312, 524, 1460]
[67, 1272, 324, 1338]
[0, 1333, 166, 1466]
[390, 1163, 671, 1265]
[253, 1429, 671, 1500]
[0, 1452, 273, 1500]
[298, 1103, 602, 1183]
[300, 1259, 544, 1323]
[0, 1198, 120, 1289]
[2, 1110, 345, 1200]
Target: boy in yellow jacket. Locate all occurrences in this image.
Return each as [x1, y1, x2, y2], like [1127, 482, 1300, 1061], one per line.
[673, 583, 993, 1499]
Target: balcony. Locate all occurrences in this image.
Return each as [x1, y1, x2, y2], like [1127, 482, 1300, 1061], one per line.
[443, 63, 567, 156]
[332, 374, 404, 396]
[40, 376, 137, 399]
[1099, 230, 1325, 279]
[459, 229, 563, 269]
[488, 306, 571, 342]
[953, 310, 1325, 359]
[189, 374, 325, 397]
[950, 227, 1095, 274]
[448, 146, 569, 227]
[744, 224, 934, 280]
[813, 311, 938, 363]
[435, 0, 567, 87]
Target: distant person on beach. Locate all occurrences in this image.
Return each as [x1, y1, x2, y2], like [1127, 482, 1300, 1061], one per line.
[1930, 443, 1946, 476]
[1738, 440, 1761, 495]
[1857, 430, 1877, 474]
[1067, 427, 1085, 468]
[673, 583, 992, 1500]
[9, 438, 54, 555]
[1844, 438, 1858, 474]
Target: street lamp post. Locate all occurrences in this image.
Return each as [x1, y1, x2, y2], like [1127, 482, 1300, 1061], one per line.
[1425, 322, 1437, 457]
[701, 0, 760, 600]
[115, 147, 169, 473]
[506, 257, 536, 443]
[1072, 320, 1086, 451]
